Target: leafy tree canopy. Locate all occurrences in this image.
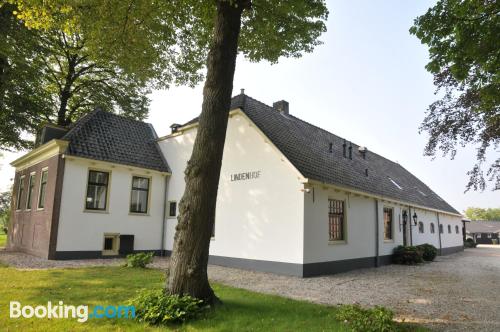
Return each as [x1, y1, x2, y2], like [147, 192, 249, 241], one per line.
[8, 0, 328, 86]
[410, 0, 500, 191]
[464, 206, 500, 221]
[0, 2, 151, 151]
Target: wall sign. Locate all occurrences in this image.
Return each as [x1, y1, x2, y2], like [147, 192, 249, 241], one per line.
[230, 171, 261, 182]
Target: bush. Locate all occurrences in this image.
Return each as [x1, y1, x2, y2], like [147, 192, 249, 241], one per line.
[337, 304, 397, 332]
[464, 238, 477, 248]
[392, 245, 423, 265]
[416, 243, 438, 261]
[129, 289, 208, 325]
[125, 252, 154, 268]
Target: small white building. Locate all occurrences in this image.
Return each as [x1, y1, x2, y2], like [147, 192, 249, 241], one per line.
[7, 93, 464, 276]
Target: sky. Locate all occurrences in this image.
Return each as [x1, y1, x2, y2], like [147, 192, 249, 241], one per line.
[0, 0, 498, 212]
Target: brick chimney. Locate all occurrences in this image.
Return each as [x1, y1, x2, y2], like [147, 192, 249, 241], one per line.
[273, 100, 289, 115]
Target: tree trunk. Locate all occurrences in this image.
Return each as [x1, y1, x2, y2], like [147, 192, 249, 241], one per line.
[167, 0, 247, 304]
[57, 56, 77, 126]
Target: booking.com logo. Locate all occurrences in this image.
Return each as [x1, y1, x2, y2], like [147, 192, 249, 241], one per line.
[10, 301, 135, 323]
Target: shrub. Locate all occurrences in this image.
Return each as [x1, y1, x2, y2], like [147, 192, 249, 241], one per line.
[125, 252, 154, 268]
[464, 238, 477, 248]
[392, 245, 423, 265]
[129, 289, 208, 325]
[416, 243, 438, 261]
[337, 304, 397, 332]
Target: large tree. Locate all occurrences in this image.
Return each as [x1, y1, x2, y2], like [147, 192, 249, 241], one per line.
[9, 0, 328, 304]
[0, 3, 151, 150]
[410, 0, 500, 191]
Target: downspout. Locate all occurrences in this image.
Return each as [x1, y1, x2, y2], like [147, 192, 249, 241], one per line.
[160, 175, 169, 256]
[409, 205, 413, 246]
[374, 199, 380, 267]
[436, 212, 443, 255]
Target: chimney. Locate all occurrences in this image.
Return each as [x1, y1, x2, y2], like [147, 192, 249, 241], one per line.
[35, 124, 68, 146]
[273, 100, 289, 115]
[358, 146, 368, 159]
[170, 123, 181, 133]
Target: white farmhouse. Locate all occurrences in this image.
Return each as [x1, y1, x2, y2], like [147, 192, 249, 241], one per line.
[7, 93, 464, 276]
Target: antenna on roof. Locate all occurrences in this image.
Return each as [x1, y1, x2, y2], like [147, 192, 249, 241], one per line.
[240, 88, 245, 95]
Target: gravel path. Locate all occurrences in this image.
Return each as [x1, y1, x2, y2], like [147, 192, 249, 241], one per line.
[1, 246, 499, 331]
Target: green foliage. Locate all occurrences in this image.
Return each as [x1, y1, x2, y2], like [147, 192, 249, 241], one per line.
[392, 246, 424, 265]
[10, 0, 328, 87]
[416, 243, 438, 261]
[129, 289, 208, 325]
[464, 238, 477, 248]
[0, 190, 11, 234]
[464, 207, 500, 221]
[337, 304, 397, 332]
[0, 3, 151, 150]
[126, 252, 154, 268]
[410, 0, 500, 191]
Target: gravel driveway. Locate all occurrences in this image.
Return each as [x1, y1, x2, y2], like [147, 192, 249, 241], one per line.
[1, 246, 499, 331]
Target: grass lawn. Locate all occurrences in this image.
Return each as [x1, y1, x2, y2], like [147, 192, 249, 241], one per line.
[0, 265, 423, 331]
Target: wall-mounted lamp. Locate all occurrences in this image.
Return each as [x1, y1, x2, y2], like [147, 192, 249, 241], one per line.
[412, 212, 418, 226]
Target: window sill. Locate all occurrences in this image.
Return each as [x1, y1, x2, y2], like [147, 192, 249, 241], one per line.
[328, 240, 347, 245]
[167, 216, 177, 219]
[383, 239, 394, 243]
[84, 209, 109, 214]
[129, 212, 150, 216]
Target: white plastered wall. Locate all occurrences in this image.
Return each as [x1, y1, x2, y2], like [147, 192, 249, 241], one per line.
[56, 157, 166, 252]
[159, 112, 305, 264]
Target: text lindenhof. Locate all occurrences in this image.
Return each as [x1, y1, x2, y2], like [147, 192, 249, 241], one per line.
[230, 170, 261, 182]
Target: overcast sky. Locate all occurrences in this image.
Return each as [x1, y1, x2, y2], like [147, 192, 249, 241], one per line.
[1, 0, 498, 212]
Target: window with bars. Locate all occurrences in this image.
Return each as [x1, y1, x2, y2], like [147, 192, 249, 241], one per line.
[26, 173, 36, 210]
[418, 221, 424, 234]
[455, 225, 459, 234]
[383, 207, 393, 240]
[439, 224, 443, 234]
[328, 199, 344, 241]
[85, 170, 109, 210]
[447, 225, 451, 233]
[38, 169, 48, 209]
[130, 176, 150, 213]
[430, 223, 435, 234]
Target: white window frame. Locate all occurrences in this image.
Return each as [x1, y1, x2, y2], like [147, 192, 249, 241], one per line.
[16, 175, 26, 211]
[167, 201, 177, 218]
[37, 168, 49, 210]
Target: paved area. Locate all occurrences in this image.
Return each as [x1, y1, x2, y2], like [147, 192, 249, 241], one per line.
[1, 246, 499, 331]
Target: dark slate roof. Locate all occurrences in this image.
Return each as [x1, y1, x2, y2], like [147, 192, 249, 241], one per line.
[466, 221, 500, 234]
[62, 109, 170, 173]
[184, 94, 460, 214]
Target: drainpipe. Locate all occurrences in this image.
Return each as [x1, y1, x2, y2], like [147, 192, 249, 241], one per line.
[375, 199, 380, 267]
[436, 212, 443, 255]
[160, 175, 169, 256]
[409, 205, 413, 246]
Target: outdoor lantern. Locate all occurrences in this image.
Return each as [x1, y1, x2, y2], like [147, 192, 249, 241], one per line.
[402, 210, 408, 223]
[412, 212, 418, 226]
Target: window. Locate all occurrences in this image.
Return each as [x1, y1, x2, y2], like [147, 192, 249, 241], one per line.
[168, 201, 177, 218]
[430, 223, 435, 234]
[477, 233, 481, 238]
[38, 169, 48, 209]
[130, 176, 150, 214]
[418, 221, 424, 234]
[439, 224, 443, 234]
[383, 207, 393, 240]
[328, 199, 345, 241]
[26, 173, 36, 210]
[447, 225, 451, 233]
[487, 233, 492, 239]
[455, 225, 459, 234]
[102, 234, 119, 255]
[16, 175, 25, 210]
[86, 170, 109, 211]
